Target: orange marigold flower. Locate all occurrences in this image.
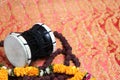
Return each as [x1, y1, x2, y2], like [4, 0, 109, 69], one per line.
[25, 66, 39, 76]
[65, 66, 79, 75]
[0, 68, 8, 80]
[90, 76, 96, 80]
[53, 64, 79, 75]
[69, 72, 86, 80]
[14, 67, 26, 77]
[53, 64, 66, 73]
[14, 67, 39, 77]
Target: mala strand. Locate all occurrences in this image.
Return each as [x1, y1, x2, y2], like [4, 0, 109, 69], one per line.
[53, 31, 80, 67]
[42, 49, 62, 68]
[41, 31, 80, 68]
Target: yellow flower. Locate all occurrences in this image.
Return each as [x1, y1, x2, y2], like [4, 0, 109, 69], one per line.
[75, 72, 85, 79]
[14, 66, 39, 77]
[0, 68, 8, 80]
[53, 64, 66, 73]
[14, 67, 26, 77]
[53, 64, 79, 75]
[68, 71, 87, 80]
[65, 66, 79, 75]
[90, 77, 96, 80]
[25, 66, 39, 76]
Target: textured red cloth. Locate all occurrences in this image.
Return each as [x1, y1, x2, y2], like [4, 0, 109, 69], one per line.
[0, 0, 120, 80]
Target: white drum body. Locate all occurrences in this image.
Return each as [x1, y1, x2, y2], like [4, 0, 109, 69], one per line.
[4, 33, 31, 67]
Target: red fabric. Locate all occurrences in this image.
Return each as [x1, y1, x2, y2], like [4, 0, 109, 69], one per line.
[0, 0, 120, 80]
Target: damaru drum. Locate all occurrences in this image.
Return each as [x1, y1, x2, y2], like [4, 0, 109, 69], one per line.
[4, 23, 56, 67]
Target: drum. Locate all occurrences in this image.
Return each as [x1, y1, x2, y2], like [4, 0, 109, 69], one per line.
[4, 23, 56, 67]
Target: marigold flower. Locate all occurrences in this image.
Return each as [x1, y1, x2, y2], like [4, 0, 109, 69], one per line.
[25, 66, 39, 76]
[65, 66, 79, 75]
[14, 67, 26, 77]
[68, 72, 85, 80]
[0, 68, 8, 80]
[53, 64, 66, 73]
[14, 66, 39, 77]
[90, 77, 96, 80]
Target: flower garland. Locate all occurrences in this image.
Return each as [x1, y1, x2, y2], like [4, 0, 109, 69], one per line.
[0, 64, 96, 80]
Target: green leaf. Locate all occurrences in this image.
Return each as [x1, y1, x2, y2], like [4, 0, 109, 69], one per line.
[0, 64, 4, 67]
